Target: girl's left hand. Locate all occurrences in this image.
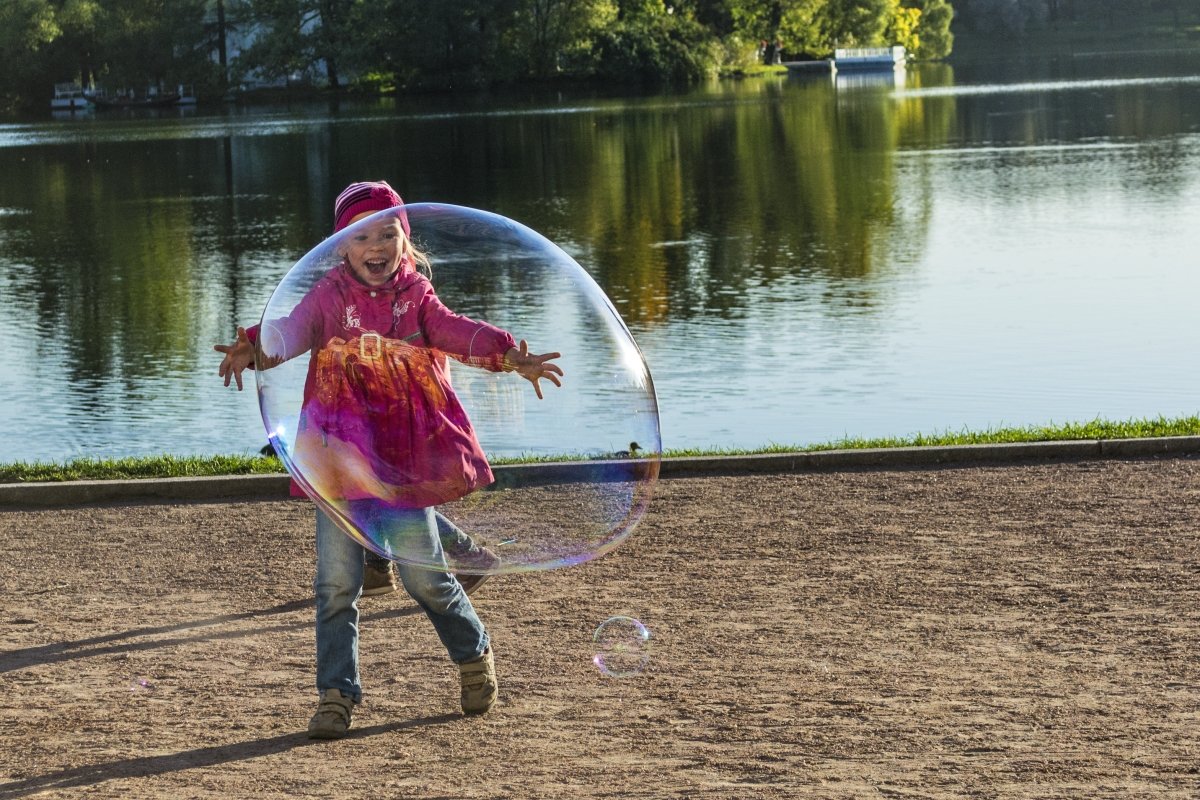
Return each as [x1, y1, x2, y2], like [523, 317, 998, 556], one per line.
[504, 341, 563, 399]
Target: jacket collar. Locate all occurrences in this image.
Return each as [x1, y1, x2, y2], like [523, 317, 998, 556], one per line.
[336, 261, 422, 294]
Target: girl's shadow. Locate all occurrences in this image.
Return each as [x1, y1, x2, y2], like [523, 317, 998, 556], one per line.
[0, 597, 419, 673]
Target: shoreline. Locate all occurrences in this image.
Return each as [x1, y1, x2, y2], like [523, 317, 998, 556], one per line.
[2, 434, 1197, 507]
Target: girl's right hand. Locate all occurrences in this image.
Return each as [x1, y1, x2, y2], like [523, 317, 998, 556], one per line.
[214, 326, 255, 391]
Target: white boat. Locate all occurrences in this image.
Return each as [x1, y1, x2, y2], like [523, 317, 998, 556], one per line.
[833, 46, 906, 71]
[50, 83, 91, 110]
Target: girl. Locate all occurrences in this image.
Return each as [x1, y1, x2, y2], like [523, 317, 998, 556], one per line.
[215, 180, 562, 738]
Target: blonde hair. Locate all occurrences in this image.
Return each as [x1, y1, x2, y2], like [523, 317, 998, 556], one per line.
[404, 234, 433, 279]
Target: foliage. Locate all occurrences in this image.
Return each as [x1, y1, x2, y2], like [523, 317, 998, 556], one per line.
[777, 0, 827, 57]
[1, 0, 972, 110]
[887, 2, 922, 54]
[0, 0, 60, 106]
[823, 0, 894, 47]
[6, 0, 1200, 109]
[385, 0, 524, 89]
[505, 0, 615, 78]
[95, 0, 212, 91]
[593, 4, 720, 83]
[730, 0, 954, 61]
[913, 0, 953, 59]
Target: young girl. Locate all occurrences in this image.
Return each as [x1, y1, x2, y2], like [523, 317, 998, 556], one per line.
[215, 180, 562, 738]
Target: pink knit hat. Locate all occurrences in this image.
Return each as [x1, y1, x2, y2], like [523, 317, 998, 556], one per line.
[332, 180, 410, 235]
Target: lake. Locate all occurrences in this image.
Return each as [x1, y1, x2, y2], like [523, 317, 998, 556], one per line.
[1, 51, 1198, 464]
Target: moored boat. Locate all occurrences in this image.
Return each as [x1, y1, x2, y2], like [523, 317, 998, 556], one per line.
[833, 45, 906, 71]
[50, 83, 91, 111]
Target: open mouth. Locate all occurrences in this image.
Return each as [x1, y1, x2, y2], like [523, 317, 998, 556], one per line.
[365, 258, 391, 275]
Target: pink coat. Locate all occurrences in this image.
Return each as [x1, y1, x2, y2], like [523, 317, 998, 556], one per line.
[249, 263, 516, 504]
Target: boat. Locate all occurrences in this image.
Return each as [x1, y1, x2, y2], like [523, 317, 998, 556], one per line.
[50, 83, 91, 111]
[833, 46, 906, 71]
[784, 45, 906, 79]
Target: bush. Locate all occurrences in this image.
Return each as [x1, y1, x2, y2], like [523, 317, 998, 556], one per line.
[593, 14, 718, 84]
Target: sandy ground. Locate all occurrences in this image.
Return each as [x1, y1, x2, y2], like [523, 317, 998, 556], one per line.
[1, 455, 1198, 799]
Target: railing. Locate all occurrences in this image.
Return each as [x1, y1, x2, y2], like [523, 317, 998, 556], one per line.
[834, 46, 904, 61]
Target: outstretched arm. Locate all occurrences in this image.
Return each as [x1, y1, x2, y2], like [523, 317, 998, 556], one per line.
[503, 340, 563, 400]
[213, 327, 255, 391]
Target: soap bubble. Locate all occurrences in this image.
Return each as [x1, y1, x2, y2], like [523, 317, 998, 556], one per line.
[128, 677, 156, 693]
[256, 203, 660, 575]
[593, 616, 651, 677]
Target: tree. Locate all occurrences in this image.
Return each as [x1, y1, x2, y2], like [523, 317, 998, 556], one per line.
[51, 0, 104, 88]
[89, 0, 211, 93]
[776, 0, 829, 58]
[593, 2, 718, 83]
[367, 0, 521, 89]
[823, 0, 893, 48]
[231, 0, 364, 89]
[511, 0, 612, 78]
[886, 1, 921, 53]
[727, 0, 786, 62]
[0, 0, 59, 106]
[912, 0, 952, 59]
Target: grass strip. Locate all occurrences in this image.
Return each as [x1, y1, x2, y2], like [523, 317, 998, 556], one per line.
[1, 414, 1197, 484]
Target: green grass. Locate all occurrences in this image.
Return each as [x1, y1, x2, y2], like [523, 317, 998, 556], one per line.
[2, 414, 1197, 484]
[718, 64, 789, 78]
[0, 454, 285, 484]
[661, 415, 1200, 458]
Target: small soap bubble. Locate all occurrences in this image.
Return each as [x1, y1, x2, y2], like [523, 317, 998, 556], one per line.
[592, 616, 651, 677]
[128, 677, 156, 693]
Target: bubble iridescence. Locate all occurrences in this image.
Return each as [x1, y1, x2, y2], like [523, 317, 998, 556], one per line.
[256, 203, 660, 575]
[593, 616, 651, 677]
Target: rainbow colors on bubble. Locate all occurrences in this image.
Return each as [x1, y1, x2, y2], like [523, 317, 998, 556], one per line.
[256, 203, 660, 574]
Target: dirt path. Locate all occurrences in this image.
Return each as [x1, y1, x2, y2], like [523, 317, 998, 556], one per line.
[2, 456, 1198, 799]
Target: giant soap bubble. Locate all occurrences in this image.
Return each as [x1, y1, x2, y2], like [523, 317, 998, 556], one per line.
[256, 203, 660, 575]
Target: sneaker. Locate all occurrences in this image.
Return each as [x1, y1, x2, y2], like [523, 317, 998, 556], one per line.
[453, 546, 500, 597]
[459, 647, 498, 715]
[307, 688, 354, 739]
[362, 560, 397, 597]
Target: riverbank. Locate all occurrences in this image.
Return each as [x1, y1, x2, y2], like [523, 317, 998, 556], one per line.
[2, 434, 1198, 507]
[1, 453, 1196, 798]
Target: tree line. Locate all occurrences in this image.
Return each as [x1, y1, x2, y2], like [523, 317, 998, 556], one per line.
[5, 0, 957, 110]
[3, 0, 1192, 111]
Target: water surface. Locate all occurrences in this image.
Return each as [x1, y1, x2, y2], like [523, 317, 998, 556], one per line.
[1, 53, 1198, 463]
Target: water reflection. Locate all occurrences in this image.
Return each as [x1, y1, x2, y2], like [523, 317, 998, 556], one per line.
[1, 56, 1199, 462]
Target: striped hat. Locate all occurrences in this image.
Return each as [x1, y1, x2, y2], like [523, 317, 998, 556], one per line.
[332, 180, 410, 234]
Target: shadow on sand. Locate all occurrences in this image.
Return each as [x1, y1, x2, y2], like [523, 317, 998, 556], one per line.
[0, 713, 460, 798]
[1, 597, 420, 673]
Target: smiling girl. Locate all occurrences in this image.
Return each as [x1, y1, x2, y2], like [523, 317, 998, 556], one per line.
[214, 180, 562, 738]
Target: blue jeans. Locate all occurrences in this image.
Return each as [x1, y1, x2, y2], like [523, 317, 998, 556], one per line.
[364, 511, 480, 568]
[314, 504, 489, 702]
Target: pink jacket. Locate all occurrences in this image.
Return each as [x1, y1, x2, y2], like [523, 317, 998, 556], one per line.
[249, 263, 516, 502]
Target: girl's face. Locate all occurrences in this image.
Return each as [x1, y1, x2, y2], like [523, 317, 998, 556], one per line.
[342, 213, 407, 287]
